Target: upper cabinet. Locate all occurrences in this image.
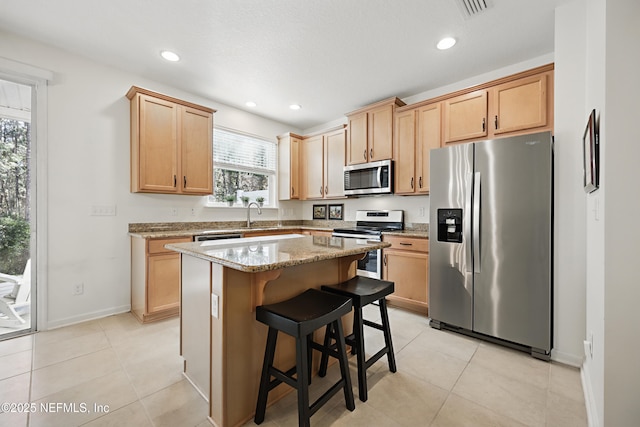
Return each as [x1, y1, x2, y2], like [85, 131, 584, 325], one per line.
[277, 133, 302, 200]
[346, 97, 405, 165]
[127, 86, 215, 195]
[394, 103, 441, 194]
[490, 72, 552, 136]
[301, 126, 346, 199]
[441, 65, 554, 146]
[443, 90, 488, 145]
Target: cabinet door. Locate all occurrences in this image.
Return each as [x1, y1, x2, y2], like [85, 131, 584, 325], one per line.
[303, 135, 324, 199]
[347, 112, 368, 165]
[138, 95, 179, 192]
[393, 109, 416, 194]
[383, 250, 429, 310]
[324, 129, 346, 198]
[491, 73, 548, 135]
[147, 253, 181, 314]
[368, 104, 395, 161]
[181, 106, 213, 194]
[443, 90, 488, 144]
[416, 103, 441, 193]
[290, 137, 300, 199]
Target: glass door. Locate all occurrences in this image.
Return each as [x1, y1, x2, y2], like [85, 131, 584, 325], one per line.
[0, 78, 34, 338]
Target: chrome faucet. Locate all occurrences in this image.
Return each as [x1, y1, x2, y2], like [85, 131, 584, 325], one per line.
[246, 202, 262, 228]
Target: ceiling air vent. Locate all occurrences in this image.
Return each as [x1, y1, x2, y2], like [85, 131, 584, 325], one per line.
[456, 0, 492, 19]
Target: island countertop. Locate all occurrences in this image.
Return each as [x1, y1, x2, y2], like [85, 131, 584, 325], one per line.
[165, 234, 390, 273]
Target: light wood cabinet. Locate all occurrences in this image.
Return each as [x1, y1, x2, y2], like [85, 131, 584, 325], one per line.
[382, 235, 428, 314]
[437, 65, 553, 145]
[346, 97, 405, 165]
[131, 236, 192, 323]
[127, 86, 215, 195]
[490, 72, 553, 136]
[443, 90, 488, 145]
[301, 127, 346, 199]
[277, 133, 302, 200]
[394, 103, 441, 194]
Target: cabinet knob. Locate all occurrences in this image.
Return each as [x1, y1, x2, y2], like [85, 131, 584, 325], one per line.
[494, 115, 498, 130]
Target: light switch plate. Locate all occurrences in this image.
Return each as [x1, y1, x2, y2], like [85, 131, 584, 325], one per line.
[211, 293, 219, 318]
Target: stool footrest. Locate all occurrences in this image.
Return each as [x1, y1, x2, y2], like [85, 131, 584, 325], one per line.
[268, 366, 299, 390]
[365, 347, 389, 370]
[363, 319, 384, 331]
[309, 379, 349, 417]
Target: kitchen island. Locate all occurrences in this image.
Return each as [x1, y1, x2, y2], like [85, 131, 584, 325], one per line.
[165, 233, 390, 427]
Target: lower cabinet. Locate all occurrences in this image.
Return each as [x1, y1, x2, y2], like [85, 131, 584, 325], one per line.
[131, 236, 192, 323]
[382, 235, 428, 314]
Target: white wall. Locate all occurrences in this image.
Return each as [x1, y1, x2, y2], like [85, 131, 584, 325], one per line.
[601, 1, 640, 425]
[0, 30, 298, 329]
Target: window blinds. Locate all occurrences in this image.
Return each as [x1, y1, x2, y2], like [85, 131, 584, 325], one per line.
[213, 128, 276, 173]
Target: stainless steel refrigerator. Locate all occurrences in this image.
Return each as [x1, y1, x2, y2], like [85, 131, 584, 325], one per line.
[429, 131, 552, 360]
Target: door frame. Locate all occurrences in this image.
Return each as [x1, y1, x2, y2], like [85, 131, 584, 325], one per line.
[0, 58, 52, 333]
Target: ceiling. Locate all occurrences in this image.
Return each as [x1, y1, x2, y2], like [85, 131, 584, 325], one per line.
[0, 0, 569, 130]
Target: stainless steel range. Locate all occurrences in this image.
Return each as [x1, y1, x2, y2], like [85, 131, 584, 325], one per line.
[332, 210, 404, 279]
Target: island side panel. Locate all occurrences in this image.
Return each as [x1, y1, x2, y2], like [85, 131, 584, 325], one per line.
[180, 254, 212, 401]
[213, 257, 358, 427]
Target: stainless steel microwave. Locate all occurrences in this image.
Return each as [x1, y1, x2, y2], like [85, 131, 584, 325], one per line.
[343, 160, 393, 196]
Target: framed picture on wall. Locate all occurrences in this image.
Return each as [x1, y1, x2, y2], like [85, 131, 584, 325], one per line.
[328, 204, 343, 220]
[313, 204, 327, 219]
[582, 109, 599, 193]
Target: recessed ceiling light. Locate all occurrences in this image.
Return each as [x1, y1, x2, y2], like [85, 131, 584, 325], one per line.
[289, 104, 302, 110]
[246, 101, 257, 107]
[436, 37, 457, 50]
[160, 50, 180, 62]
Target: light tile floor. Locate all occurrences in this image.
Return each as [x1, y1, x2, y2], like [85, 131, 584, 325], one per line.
[0, 306, 587, 427]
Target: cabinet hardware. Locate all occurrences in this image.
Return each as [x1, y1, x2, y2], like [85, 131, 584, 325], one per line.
[183, 176, 187, 188]
[383, 254, 387, 266]
[363, 149, 367, 160]
[399, 242, 413, 246]
[325, 186, 328, 195]
[292, 187, 295, 196]
[419, 176, 422, 188]
[320, 186, 324, 196]
[370, 148, 373, 159]
[411, 177, 414, 189]
[482, 118, 486, 132]
[494, 115, 498, 130]
[173, 175, 177, 187]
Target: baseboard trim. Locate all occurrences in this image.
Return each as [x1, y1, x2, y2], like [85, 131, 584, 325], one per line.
[44, 305, 131, 330]
[581, 364, 599, 427]
[550, 348, 583, 367]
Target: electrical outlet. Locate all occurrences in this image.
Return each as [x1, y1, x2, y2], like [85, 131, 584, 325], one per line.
[211, 293, 219, 318]
[73, 283, 84, 296]
[191, 208, 196, 216]
[171, 207, 178, 216]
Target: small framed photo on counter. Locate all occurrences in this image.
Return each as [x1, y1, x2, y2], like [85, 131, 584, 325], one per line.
[313, 204, 327, 219]
[328, 204, 343, 220]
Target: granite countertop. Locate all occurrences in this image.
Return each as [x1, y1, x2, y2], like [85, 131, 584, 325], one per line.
[165, 234, 390, 273]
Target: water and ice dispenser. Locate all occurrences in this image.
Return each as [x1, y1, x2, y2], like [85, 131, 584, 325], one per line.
[437, 209, 463, 243]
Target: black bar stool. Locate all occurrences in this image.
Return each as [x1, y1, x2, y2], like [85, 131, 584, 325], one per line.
[318, 276, 397, 402]
[254, 288, 355, 427]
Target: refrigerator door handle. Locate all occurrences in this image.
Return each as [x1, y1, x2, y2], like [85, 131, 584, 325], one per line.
[473, 172, 481, 273]
[464, 172, 473, 272]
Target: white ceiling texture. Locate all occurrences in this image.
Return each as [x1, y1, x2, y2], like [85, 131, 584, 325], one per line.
[0, 0, 570, 129]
